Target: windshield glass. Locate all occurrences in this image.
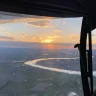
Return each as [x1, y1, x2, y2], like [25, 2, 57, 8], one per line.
[92, 29, 96, 91]
[0, 12, 83, 96]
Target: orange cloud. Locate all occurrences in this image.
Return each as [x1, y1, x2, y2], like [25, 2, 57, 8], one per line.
[26, 20, 53, 28]
[63, 22, 66, 24]
[47, 36, 59, 39]
[20, 34, 29, 37]
[0, 36, 14, 41]
[41, 39, 53, 43]
[40, 35, 60, 43]
[0, 13, 54, 25]
[54, 30, 61, 33]
[68, 33, 79, 40]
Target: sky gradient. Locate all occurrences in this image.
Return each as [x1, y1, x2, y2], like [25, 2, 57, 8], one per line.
[0, 13, 82, 44]
[0, 13, 96, 48]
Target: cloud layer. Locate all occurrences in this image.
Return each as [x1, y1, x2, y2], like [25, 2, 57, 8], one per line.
[54, 30, 61, 33]
[26, 20, 53, 28]
[0, 13, 54, 28]
[0, 36, 14, 40]
[69, 33, 79, 40]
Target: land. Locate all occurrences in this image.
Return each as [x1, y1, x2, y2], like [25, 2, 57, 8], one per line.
[0, 48, 95, 96]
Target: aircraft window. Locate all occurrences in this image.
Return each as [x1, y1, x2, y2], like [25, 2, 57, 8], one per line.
[0, 12, 83, 96]
[92, 29, 96, 91]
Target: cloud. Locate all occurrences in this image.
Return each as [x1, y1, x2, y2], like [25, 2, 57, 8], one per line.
[20, 34, 29, 37]
[40, 35, 60, 43]
[0, 36, 14, 40]
[0, 26, 6, 31]
[68, 33, 79, 40]
[0, 13, 54, 28]
[63, 22, 66, 24]
[92, 34, 96, 36]
[0, 13, 54, 25]
[26, 20, 53, 28]
[47, 36, 60, 39]
[0, 26, 6, 34]
[13, 33, 42, 42]
[54, 30, 61, 33]
[0, 18, 36, 24]
[0, 12, 56, 29]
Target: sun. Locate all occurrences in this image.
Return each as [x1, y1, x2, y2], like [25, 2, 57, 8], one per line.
[41, 39, 53, 43]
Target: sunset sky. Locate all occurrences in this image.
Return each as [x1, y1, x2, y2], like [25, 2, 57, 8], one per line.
[0, 13, 95, 45]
